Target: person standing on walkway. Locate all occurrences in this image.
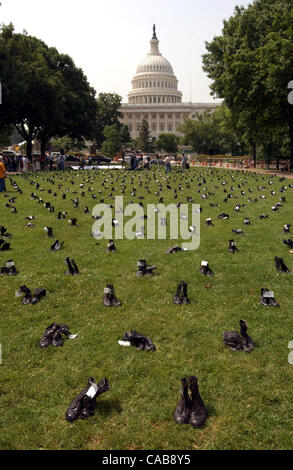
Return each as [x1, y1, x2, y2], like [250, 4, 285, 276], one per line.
[165, 155, 172, 173]
[182, 154, 187, 169]
[0, 156, 7, 192]
[22, 156, 28, 173]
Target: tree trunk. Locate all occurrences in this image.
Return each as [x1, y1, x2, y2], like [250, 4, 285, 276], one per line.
[40, 135, 47, 158]
[26, 139, 32, 161]
[252, 142, 256, 168]
[276, 158, 280, 170]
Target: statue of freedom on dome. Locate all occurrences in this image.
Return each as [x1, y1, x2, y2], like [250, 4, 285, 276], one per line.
[152, 24, 157, 40]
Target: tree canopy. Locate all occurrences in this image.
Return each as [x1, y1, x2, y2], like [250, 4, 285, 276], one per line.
[202, 0, 293, 166]
[156, 133, 179, 154]
[178, 105, 247, 155]
[95, 93, 123, 149]
[0, 23, 97, 158]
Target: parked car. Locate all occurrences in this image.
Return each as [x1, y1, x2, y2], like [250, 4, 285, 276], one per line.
[1, 150, 17, 158]
[64, 154, 80, 162]
[88, 155, 112, 164]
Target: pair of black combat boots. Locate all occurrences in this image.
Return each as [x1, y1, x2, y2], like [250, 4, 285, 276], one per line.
[65, 257, 79, 275]
[223, 320, 255, 353]
[0, 259, 17, 275]
[136, 260, 157, 277]
[65, 377, 110, 422]
[260, 288, 279, 307]
[173, 282, 190, 304]
[39, 322, 71, 348]
[120, 330, 156, 351]
[103, 284, 121, 306]
[174, 376, 208, 428]
[15, 285, 46, 305]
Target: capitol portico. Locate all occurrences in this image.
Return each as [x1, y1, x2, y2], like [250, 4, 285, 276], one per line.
[120, 26, 219, 140]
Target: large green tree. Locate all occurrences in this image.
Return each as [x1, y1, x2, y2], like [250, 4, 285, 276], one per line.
[0, 24, 97, 159]
[95, 93, 123, 149]
[100, 123, 131, 157]
[156, 133, 179, 154]
[178, 107, 245, 155]
[136, 119, 154, 153]
[202, 0, 293, 166]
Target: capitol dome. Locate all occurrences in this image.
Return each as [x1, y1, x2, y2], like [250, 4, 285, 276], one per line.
[128, 26, 182, 105]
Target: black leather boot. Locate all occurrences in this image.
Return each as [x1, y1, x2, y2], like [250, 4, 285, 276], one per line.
[71, 259, 79, 275]
[107, 239, 117, 252]
[136, 260, 147, 277]
[239, 320, 255, 353]
[223, 328, 244, 351]
[39, 322, 60, 348]
[173, 378, 191, 424]
[31, 288, 46, 305]
[44, 227, 54, 238]
[65, 378, 97, 422]
[182, 282, 190, 304]
[283, 239, 293, 249]
[65, 377, 110, 422]
[228, 240, 238, 253]
[50, 240, 64, 251]
[19, 285, 33, 304]
[199, 261, 214, 276]
[121, 331, 156, 351]
[65, 257, 75, 275]
[109, 284, 122, 306]
[274, 256, 290, 273]
[260, 288, 279, 307]
[173, 282, 183, 304]
[166, 245, 182, 254]
[188, 376, 208, 428]
[103, 285, 112, 307]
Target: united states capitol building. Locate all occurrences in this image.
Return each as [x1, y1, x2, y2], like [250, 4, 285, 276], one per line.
[119, 26, 219, 140]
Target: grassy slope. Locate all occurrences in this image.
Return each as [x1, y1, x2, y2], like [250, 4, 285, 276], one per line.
[0, 167, 293, 450]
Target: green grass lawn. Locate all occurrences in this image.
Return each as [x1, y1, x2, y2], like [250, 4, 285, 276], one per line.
[1, 167, 293, 450]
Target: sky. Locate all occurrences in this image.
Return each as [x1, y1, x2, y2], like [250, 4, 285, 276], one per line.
[0, 0, 252, 103]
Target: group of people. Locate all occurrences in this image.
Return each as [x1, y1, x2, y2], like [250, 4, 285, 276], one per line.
[1, 154, 29, 173]
[0, 153, 68, 173]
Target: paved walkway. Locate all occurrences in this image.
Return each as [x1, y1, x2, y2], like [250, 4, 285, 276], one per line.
[192, 164, 293, 179]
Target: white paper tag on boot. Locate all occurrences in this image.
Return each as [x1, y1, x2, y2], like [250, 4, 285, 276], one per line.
[68, 334, 78, 340]
[15, 290, 23, 297]
[118, 340, 131, 347]
[263, 291, 274, 298]
[6, 261, 14, 268]
[104, 288, 111, 294]
[86, 383, 98, 398]
[201, 261, 208, 266]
